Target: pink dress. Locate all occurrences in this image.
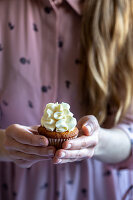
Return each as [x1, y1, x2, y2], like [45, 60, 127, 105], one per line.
[0, 0, 133, 199]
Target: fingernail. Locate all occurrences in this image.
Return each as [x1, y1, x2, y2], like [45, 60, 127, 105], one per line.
[86, 125, 91, 133]
[83, 124, 91, 133]
[40, 137, 46, 146]
[48, 149, 54, 155]
[60, 152, 65, 158]
[66, 143, 71, 149]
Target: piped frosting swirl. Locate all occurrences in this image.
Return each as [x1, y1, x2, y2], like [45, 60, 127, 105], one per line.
[41, 102, 77, 132]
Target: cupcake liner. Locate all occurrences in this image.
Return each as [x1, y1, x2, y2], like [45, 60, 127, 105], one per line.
[48, 135, 78, 149]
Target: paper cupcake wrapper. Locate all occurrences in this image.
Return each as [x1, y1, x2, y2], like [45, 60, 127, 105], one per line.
[48, 136, 78, 149]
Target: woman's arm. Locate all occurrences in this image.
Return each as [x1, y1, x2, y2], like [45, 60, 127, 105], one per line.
[94, 128, 131, 164]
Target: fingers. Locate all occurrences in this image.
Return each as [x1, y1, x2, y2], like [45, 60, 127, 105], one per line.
[62, 134, 98, 150]
[5, 137, 55, 156]
[6, 124, 48, 147]
[53, 148, 94, 164]
[77, 115, 99, 136]
[77, 116, 90, 130]
[5, 124, 56, 168]
[54, 115, 99, 165]
[9, 150, 52, 161]
[56, 148, 94, 159]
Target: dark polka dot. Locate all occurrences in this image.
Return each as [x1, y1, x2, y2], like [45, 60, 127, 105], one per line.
[75, 59, 82, 65]
[20, 57, 30, 64]
[58, 40, 63, 48]
[8, 22, 15, 30]
[0, 44, 3, 51]
[67, 180, 73, 184]
[2, 183, 8, 190]
[20, 57, 27, 64]
[28, 100, 33, 108]
[81, 188, 87, 196]
[33, 23, 38, 32]
[103, 170, 111, 176]
[41, 86, 48, 93]
[40, 183, 49, 189]
[44, 6, 52, 14]
[55, 191, 60, 197]
[2, 100, 8, 106]
[12, 191, 17, 197]
[27, 167, 31, 171]
[44, 183, 48, 188]
[65, 80, 71, 89]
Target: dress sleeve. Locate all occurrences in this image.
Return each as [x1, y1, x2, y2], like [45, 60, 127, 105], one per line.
[113, 106, 133, 169]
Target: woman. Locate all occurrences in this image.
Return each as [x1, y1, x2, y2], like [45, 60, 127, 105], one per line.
[0, 0, 133, 199]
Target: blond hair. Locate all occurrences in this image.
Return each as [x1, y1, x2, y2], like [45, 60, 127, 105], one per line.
[81, 0, 133, 127]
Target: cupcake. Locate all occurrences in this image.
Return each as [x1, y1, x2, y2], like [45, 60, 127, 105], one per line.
[38, 102, 79, 149]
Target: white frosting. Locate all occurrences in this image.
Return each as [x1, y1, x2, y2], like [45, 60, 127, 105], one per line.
[41, 102, 77, 132]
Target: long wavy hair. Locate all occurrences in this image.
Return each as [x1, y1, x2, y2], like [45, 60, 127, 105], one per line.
[81, 0, 133, 127]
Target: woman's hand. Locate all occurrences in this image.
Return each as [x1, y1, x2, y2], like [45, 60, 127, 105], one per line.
[4, 124, 56, 168]
[53, 115, 99, 164]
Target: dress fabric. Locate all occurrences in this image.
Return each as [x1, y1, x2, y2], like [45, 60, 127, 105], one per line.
[0, 0, 133, 199]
